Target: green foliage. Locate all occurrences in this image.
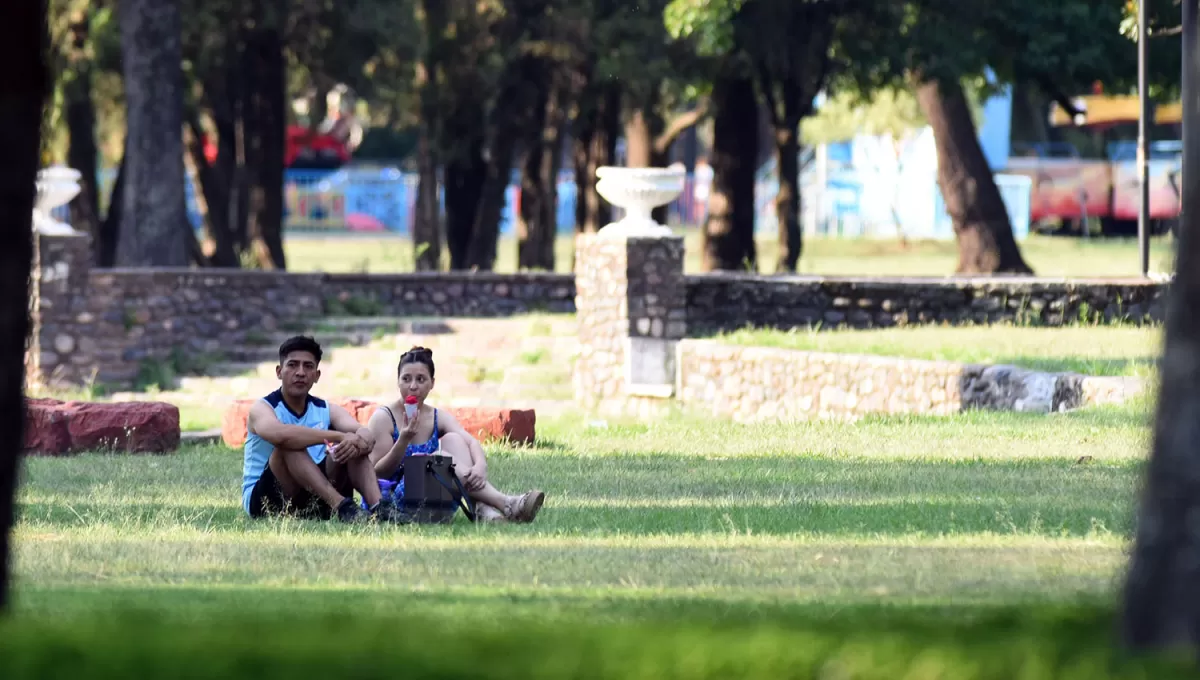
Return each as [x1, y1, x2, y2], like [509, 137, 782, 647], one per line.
[802, 88, 926, 146]
[663, 0, 745, 55]
[1119, 0, 1184, 97]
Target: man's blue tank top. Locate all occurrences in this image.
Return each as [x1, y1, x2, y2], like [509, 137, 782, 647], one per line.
[241, 389, 331, 514]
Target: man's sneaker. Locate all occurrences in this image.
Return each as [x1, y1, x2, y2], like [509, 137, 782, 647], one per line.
[369, 497, 413, 525]
[336, 497, 366, 523]
[504, 490, 545, 523]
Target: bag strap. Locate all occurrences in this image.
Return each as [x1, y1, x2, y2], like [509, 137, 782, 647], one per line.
[428, 461, 477, 522]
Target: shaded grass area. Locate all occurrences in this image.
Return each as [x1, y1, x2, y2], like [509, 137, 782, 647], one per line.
[717, 324, 1163, 377]
[7, 590, 1190, 680]
[3, 590, 1194, 680]
[284, 232, 1176, 278]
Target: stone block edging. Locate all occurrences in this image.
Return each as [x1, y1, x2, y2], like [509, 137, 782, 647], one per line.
[675, 339, 1146, 423]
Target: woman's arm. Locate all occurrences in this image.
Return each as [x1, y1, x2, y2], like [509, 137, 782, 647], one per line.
[367, 407, 412, 479]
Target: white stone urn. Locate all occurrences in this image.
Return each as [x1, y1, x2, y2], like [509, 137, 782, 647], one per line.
[595, 164, 686, 238]
[33, 165, 83, 235]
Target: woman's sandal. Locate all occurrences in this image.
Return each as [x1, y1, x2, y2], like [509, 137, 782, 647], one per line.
[505, 490, 546, 523]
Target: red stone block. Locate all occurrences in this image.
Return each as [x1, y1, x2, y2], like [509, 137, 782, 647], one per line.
[23, 398, 180, 455]
[221, 399, 255, 448]
[66, 401, 180, 453]
[220, 400, 535, 447]
[452, 408, 536, 445]
[23, 398, 73, 455]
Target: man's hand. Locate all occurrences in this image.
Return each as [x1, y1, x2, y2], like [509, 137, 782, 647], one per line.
[328, 433, 370, 463]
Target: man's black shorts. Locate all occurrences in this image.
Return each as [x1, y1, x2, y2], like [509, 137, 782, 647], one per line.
[247, 458, 334, 520]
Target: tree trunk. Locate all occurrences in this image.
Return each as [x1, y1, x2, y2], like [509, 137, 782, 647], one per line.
[466, 56, 540, 271]
[916, 78, 1032, 275]
[517, 80, 560, 271]
[774, 105, 802, 273]
[574, 82, 618, 236]
[116, 0, 190, 267]
[184, 111, 239, 267]
[98, 145, 125, 267]
[702, 72, 759, 272]
[244, 26, 286, 270]
[443, 139, 486, 270]
[413, 0, 445, 272]
[414, 129, 442, 271]
[0, 0, 48, 611]
[1121, 0, 1200, 646]
[64, 8, 100, 257]
[625, 104, 670, 226]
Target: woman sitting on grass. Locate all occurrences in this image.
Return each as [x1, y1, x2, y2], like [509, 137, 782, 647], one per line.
[365, 346, 545, 523]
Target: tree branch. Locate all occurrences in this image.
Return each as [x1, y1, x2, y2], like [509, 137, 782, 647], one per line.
[1151, 25, 1183, 37]
[653, 98, 711, 155]
[1031, 72, 1083, 119]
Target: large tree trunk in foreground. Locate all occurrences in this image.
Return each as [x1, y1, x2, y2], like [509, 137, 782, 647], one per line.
[916, 78, 1031, 275]
[1121, 0, 1200, 648]
[701, 71, 759, 272]
[0, 0, 48, 612]
[116, 0, 190, 267]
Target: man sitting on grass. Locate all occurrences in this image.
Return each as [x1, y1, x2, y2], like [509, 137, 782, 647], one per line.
[242, 335, 408, 524]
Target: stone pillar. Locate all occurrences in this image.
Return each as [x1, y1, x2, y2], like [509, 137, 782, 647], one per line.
[574, 234, 687, 417]
[29, 232, 96, 388]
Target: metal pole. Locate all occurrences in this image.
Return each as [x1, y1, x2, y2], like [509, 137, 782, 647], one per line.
[1138, 0, 1151, 276]
[1184, 0, 1200, 272]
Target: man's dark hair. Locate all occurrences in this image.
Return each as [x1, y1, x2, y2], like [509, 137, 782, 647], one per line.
[278, 335, 323, 364]
[398, 346, 435, 379]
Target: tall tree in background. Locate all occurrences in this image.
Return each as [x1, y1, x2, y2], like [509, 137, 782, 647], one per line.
[413, 0, 446, 271]
[0, 0, 49, 610]
[117, 0, 190, 266]
[915, 76, 1031, 273]
[55, 1, 102, 254]
[701, 62, 760, 271]
[666, 0, 761, 271]
[741, 0, 839, 273]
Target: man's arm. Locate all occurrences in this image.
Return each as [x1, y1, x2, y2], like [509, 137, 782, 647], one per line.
[248, 400, 345, 450]
[328, 404, 376, 457]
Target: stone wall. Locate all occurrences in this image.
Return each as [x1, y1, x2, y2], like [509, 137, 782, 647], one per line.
[675, 339, 1145, 422]
[686, 274, 1168, 335]
[323, 273, 574, 317]
[573, 234, 687, 417]
[28, 233, 576, 389]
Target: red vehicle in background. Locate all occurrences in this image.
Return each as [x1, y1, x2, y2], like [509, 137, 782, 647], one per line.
[199, 126, 353, 170]
[1000, 94, 1181, 237]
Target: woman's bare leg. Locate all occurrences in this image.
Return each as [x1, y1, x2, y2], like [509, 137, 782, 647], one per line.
[439, 433, 513, 510]
[440, 433, 544, 522]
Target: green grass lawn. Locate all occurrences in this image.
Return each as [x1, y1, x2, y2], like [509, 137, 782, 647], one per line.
[284, 232, 1176, 278]
[8, 405, 1190, 678]
[718, 324, 1164, 377]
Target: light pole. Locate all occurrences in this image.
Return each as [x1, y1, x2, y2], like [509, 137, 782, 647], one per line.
[1138, 0, 1151, 277]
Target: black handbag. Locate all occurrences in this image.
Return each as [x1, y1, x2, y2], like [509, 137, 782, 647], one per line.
[395, 454, 477, 524]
